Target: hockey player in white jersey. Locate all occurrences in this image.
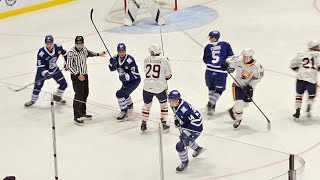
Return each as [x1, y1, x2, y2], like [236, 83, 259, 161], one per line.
[141, 44, 172, 133]
[221, 48, 264, 128]
[124, 0, 166, 26]
[290, 40, 320, 120]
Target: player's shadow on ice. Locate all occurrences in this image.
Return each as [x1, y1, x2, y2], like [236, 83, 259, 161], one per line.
[294, 116, 320, 126]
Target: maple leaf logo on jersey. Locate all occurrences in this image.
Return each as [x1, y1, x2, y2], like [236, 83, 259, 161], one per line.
[241, 70, 251, 80]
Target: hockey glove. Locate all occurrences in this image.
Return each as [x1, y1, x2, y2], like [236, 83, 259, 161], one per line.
[220, 63, 229, 71]
[174, 116, 181, 127]
[123, 66, 131, 73]
[109, 57, 118, 66]
[119, 73, 130, 82]
[243, 85, 253, 99]
[41, 70, 51, 79]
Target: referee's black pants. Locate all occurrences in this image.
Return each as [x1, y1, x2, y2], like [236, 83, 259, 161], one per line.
[71, 74, 89, 119]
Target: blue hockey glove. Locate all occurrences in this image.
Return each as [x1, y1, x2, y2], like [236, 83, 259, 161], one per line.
[119, 73, 130, 82]
[109, 57, 118, 66]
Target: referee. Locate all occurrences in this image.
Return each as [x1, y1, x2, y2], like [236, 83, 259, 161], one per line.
[66, 36, 106, 125]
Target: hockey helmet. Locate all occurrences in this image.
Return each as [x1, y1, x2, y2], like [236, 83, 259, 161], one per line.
[45, 35, 54, 44]
[117, 43, 126, 52]
[208, 30, 220, 40]
[168, 90, 181, 100]
[75, 36, 84, 44]
[242, 48, 254, 57]
[148, 43, 161, 55]
[308, 40, 320, 49]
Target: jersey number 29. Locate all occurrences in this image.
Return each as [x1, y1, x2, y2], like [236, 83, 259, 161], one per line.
[146, 64, 161, 78]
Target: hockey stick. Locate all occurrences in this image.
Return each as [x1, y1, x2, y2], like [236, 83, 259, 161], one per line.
[8, 69, 64, 92]
[90, 9, 112, 58]
[131, 0, 141, 9]
[160, 26, 165, 56]
[228, 72, 271, 130]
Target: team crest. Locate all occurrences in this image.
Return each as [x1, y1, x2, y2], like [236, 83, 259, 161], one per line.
[241, 70, 251, 80]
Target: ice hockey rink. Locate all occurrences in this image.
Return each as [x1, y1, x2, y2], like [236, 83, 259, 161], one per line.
[1, 0, 320, 179]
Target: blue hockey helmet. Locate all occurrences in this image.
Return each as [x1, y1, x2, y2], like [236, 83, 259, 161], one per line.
[117, 43, 126, 52]
[45, 35, 54, 43]
[168, 90, 181, 100]
[208, 30, 220, 40]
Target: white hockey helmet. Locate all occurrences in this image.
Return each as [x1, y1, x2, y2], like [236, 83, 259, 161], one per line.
[242, 48, 254, 57]
[308, 40, 320, 49]
[148, 43, 161, 55]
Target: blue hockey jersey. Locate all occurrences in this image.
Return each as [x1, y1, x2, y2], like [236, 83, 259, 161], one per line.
[203, 41, 234, 74]
[109, 54, 140, 82]
[172, 100, 203, 133]
[37, 44, 67, 74]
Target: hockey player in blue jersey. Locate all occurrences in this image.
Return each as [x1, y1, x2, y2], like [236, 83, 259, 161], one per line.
[24, 35, 68, 107]
[203, 30, 234, 115]
[168, 90, 206, 172]
[109, 43, 141, 121]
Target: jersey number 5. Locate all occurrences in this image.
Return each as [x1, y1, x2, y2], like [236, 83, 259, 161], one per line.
[146, 64, 161, 78]
[302, 58, 315, 69]
[211, 50, 220, 64]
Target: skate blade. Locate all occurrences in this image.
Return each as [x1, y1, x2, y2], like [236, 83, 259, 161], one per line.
[193, 148, 206, 158]
[74, 122, 84, 126]
[141, 130, 147, 135]
[162, 129, 170, 134]
[117, 118, 128, 122]
[176, 166, 188, 173]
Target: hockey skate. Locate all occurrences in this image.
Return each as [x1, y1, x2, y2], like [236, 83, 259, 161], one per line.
[128, 103, 134, 112]
[233, 120, 242, 129]
[74, 117, 85, 125]
[192, 147, 206, 158]
[24, 100, 35, 107]
[293, 108, 301, 121]
[161, 118, 170, 134]
[117, 111, 128, 121]
[206, 102, 215, 116]
[228, 107, 236, 120]
[176, 161, 189, 172]
[82, 114, 92, 121]
[141, 121, 147, 133]
[53, 94, 66, 104]
[306, 105, 311, 118]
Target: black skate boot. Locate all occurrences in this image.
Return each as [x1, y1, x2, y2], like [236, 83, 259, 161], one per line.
[206, 102, 215, 116]
[117, 111, 128, 121]
[192, 146, 206, 157]
[306, 105, 311, 118]
[161, 118, 170, 134]
[176, 160, 189, 172]
[74, 117, 85, 125]
[233, 120, 242, 129]
[24, 101, 35, 107]
[228, 107, 236, 120]
[83, 114, 92, 121]
[53, 94, 66, 104]
[127, 103, 134, 112]
[293, 108, 301, 120]
[141, 121, 147, 132]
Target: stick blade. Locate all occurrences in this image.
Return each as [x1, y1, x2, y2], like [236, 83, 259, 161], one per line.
[267, 123, 271, 130]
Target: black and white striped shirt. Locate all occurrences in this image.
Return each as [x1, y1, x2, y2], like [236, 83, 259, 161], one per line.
[66, 46, 99, 75]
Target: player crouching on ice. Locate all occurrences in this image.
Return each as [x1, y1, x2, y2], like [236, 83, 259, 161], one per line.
[168, 90, 206, 172]
[24, 35, 68, 107]
[109, 43, 141, 121]
[124, 0, 166, 26]
[221, 48, 264, 128]
[290, 40, 320, 120]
